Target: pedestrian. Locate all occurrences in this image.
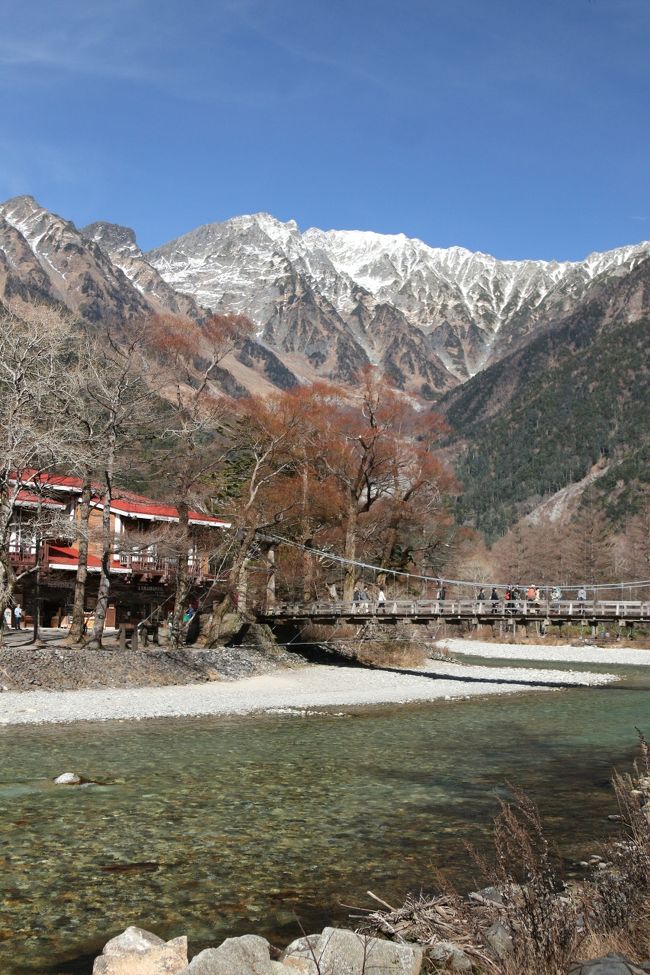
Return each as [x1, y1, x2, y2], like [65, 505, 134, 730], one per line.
[477, 587, 485, 601]
[491, 587, 499, 612]
[377, 588, 386, 612]
[526, 584, 536, 603]
[3, 606, 12, 631]
[13, 604, 23, 630]
[577, 586, 587, 615]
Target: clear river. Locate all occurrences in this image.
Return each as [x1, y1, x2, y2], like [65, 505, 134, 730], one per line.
[0, 656, 648, 975]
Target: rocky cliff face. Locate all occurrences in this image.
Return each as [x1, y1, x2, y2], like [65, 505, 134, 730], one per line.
[0, 196, 151, 329]
[81, 221, 205, 322]
[0, 198, 300, 396]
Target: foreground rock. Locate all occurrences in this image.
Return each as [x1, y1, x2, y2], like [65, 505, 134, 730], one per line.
[94, 925, 650, 975]
[95, 928, 423, 975]
[569, 956, 650, 975]
[313, 927, 422, 974]
[182, 935, 272, 974]
[93, 926, 188, 974]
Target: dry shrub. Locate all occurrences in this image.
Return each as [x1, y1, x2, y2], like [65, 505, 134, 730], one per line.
[473, 786, 583, 975]
[301, 622, 359, 643]
[299, 622, 428, 668]
[581, 732, 650, 960]
[354, 641, 427, 669]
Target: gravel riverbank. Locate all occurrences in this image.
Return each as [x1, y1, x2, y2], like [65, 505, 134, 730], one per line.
[0, 658, 617, 726]
[445, 638, 650, 665]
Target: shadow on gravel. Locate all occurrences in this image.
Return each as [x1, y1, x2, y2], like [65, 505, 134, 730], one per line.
[373, 664, 607, 691]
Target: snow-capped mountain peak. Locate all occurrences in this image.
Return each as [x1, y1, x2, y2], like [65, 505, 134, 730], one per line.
[147, 213, 650, 388]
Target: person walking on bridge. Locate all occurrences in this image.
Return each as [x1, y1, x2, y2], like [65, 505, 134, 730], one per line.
[577, 586, 587, 614]
[377, 588, 386, 613]
[491, 587, 499, 613]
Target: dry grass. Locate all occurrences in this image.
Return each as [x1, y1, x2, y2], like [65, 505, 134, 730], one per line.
[354, 641, 427, 669]
[299, 622, 429, 669]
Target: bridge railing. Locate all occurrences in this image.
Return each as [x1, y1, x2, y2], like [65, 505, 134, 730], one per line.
[264, 598, 650, 619]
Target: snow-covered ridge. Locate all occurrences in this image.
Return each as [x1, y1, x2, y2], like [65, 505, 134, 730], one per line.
[148, 212, 650, 381]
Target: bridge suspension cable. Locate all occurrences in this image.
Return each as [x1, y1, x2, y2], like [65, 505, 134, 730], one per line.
[256, 531, 650, 595]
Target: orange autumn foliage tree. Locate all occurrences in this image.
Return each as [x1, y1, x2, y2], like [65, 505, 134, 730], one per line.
[147, 313, 250, 647]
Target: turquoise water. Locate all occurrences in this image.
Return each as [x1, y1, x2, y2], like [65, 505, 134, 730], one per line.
[0, 661, 648, 974]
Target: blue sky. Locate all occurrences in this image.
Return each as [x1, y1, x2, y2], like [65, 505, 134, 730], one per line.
[1, 0, 648, 259]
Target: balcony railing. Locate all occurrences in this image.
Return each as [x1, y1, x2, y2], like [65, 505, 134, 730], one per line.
[8, 544, 37, 572]
[119, 552, 213, 580]
[8, 544, 214, 582]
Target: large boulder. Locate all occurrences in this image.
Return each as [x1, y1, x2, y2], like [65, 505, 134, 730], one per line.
[93, 926, 188, 974]
[271, 961, 318, 974]
[181, 935, 272, 974]
[279, 934, 321, 974]
[315, 927, 423, 975]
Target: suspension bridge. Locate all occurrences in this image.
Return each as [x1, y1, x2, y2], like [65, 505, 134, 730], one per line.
[247, 533, 650, 631]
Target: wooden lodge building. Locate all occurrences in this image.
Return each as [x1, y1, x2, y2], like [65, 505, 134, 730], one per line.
[8, 472, 230, 629]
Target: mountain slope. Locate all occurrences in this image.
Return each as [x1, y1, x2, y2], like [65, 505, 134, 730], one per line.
[0, 196, 151, 328]
[440, 255, 650, 537]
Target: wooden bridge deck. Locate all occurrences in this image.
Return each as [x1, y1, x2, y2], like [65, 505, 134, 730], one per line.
[259, 598, 650, 625]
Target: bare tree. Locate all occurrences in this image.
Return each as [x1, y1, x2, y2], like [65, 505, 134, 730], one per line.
[147, 313, 246, 648]
[0, 306, 73, 637]
[79, 329, 156, 648]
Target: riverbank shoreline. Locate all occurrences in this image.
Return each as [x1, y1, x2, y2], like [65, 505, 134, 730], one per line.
[0, 657, 617, 726]
[445, 637, 650, 665]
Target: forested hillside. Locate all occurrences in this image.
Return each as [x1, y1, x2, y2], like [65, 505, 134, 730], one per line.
[441, 257, 650, 538]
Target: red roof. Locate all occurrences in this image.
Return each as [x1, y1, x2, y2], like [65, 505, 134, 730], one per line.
[15, 489, 65, 509]
[108, 497, 229, 527]
[13, 470, 230, 528]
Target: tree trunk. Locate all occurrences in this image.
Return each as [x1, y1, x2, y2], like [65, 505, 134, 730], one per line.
[265, 544, 276, 611]
[343, 499, 359, 602]
[299, 464, 314, 602]
[88, 465, 114, 648]
[32, 533, 41, 643]
[68, 476, 92, 643]
[0, 549, 16, 648]
[170, 501, 190, 649]
[203, 528, 256, 646]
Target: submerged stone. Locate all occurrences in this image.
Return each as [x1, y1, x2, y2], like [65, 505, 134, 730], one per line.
[54, 772, 82, 785]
